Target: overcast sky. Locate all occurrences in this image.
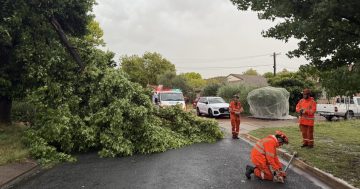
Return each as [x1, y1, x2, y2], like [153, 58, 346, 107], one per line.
[93, 0, 308, 78]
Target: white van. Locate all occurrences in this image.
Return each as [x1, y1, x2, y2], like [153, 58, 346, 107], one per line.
[157, 90, 186, 110]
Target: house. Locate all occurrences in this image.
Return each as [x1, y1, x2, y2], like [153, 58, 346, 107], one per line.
[225, 74, 268, 87]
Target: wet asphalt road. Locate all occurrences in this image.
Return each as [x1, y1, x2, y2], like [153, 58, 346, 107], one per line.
[11, 137, 324, 189]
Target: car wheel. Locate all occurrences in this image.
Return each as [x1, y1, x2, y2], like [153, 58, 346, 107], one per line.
[196, 108, 201, 116]
[208, 109, 213, 118]
[345, 111, 353, 120]
[325, 116, 333, 121]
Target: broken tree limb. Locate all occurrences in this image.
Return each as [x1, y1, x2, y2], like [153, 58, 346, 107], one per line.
[50, 16, 85, 71]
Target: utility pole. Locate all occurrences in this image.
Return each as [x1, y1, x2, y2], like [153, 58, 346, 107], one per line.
[271, 52, 281, 76]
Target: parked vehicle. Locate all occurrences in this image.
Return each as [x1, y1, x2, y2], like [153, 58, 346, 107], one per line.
[196, 97, 230, 117]
[158, 90, 186, 110]
[317, 97, 360, 121]
[192, 97, 200, 109]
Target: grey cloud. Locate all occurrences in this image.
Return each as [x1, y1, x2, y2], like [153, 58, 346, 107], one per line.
[94, 0, 307, 78]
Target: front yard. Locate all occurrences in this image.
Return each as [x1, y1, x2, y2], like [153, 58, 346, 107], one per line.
[0, 123, 29, 165]
[250, 120, 360, 188]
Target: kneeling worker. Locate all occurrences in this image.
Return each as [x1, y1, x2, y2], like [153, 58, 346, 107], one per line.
[245, 131, 289, 183]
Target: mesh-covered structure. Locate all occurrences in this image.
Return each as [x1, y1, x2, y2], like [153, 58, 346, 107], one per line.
[247, 87, 294, 119]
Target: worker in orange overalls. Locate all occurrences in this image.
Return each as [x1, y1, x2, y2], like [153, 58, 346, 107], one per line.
[229, 95, 243, 139]
[245, 131, 289, 183]
[296, 88, 317, 148]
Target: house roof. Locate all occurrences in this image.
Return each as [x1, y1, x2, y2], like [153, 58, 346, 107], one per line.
[226, 74, 268, 87]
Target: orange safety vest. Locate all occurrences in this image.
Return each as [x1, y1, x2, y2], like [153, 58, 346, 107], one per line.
[296, 97, 316, 126]
[251, 135, 282, 171]
[229, 101, 242, 115]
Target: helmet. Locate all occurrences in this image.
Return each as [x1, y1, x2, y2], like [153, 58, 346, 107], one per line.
[233, 94, 239, 99]
[302, 88, 311, 95]
[275, 130, 288, 144]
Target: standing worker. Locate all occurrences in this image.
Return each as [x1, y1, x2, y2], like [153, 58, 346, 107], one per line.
[245, 131, 289, 183]
[296, 88, 317, 148]
[229, 95, 243, 139]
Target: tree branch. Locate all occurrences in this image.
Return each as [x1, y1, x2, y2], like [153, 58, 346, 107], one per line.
[49, 16, 85, 71]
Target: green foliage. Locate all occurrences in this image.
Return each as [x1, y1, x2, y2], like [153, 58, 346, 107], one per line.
[202, 83, 222, 96]
[319, 66, 360, 97]
[242, 68, 259, 76]
[2, 1, 223, 165]
[158, 72, 196, 101]
[120, 52, 176, 87]
[0, 0, 96, 123]
[231, 0, 360, 95]
[180, 72, 206, 90]
[299, 64, 360, 98]
[25, 67, 223, 164]
[263, 72, 274, 79]
[11, 101, 36, 123]
[217, 84, 257, 114]
[268, 72, 321, 112]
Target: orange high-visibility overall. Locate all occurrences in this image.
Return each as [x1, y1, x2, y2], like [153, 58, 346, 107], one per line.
[250, 135, 282, 180]
[296, 97, 316, 146]
[229, 101, 242, 137]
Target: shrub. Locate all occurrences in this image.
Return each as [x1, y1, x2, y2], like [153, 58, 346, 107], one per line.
[202, 83, 222, 96]
[217, 84, 257, 114]
[11, 101, 36, 123]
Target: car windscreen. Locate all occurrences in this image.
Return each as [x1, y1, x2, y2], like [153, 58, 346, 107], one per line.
[160, 93, 184, 101]
[208, 98, 225, 104]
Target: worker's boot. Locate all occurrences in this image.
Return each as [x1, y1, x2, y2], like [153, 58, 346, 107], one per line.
[245, 165, 255, 179]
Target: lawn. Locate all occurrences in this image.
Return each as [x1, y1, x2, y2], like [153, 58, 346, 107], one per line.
[250, 120, 360, 188]
[0, 123, 30, 165]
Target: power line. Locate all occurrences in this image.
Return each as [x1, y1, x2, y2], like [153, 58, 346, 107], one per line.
[176, 64, 273, 70]
[170, 53, 272, 63]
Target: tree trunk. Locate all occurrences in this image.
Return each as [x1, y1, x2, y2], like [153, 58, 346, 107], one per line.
[49, 17, 85, 71]
[0, 96, 12, 124]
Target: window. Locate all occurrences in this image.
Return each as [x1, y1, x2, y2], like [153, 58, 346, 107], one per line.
[159, 93, 184, 101]
[336, 98, 340, 103]
[199, 97, 205, 103]
[208, 97, 226, 104]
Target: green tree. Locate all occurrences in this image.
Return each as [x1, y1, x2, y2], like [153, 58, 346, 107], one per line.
[242, 68, 259, 76]
[180, 72, 206, 90]
[202, 83, 222, 96]
[217, 84, 256, 114]
[263, 72, 274, 79]
[157, 72, 195, 101]
[120, 52, 176, 87]
[268, 72, 321, 112]
[0, 0, 95, 124]
[231, 0, 360, 94]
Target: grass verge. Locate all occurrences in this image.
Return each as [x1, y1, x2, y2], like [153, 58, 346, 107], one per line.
[0, 123, 30, 165]
[249, 120, 360, 188]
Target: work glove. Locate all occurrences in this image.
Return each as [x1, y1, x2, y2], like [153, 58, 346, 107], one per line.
[273, 170, 286, 183]
[299, 109, 304, 116]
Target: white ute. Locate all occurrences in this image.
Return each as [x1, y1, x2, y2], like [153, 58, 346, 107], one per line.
[317, 97, 360, 121]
